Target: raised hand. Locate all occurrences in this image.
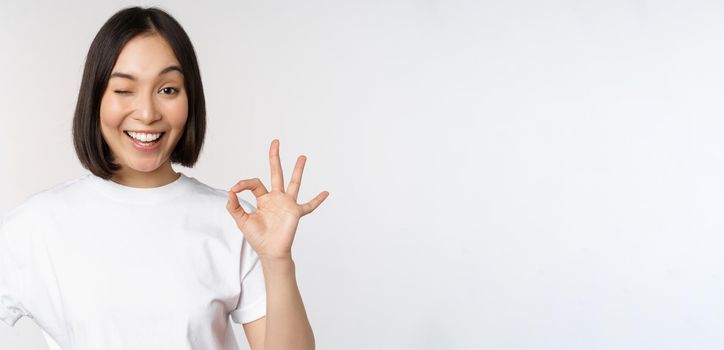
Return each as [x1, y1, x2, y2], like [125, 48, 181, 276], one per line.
[226, 139, 329, 261]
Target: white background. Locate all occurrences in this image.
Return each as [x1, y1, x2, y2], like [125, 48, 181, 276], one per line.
[1, 0, 723, 349]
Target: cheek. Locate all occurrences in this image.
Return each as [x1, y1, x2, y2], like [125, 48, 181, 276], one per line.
[165, 95, 189, 129]
[99, 94, 127, 129]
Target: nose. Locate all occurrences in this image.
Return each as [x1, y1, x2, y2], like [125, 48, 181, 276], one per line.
[135, 90, 162, 124]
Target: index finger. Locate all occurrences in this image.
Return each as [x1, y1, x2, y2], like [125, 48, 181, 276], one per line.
[230, 178, 269, 198]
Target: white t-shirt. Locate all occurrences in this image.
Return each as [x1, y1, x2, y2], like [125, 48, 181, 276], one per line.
[0, 172, 267, 349]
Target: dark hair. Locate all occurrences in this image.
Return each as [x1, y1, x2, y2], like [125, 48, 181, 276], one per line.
[72, 6, 205, 179]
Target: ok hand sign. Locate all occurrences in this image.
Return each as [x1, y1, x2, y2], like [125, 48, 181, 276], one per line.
[226, 139, 329, 261]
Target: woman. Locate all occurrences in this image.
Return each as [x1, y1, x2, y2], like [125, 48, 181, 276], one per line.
[0, 6, 327, 350]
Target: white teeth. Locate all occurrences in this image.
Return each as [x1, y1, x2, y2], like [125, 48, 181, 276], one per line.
[127, 131, 162, 142]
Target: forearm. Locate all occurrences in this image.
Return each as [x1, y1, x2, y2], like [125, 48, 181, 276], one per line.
[261, 257, 315, 350]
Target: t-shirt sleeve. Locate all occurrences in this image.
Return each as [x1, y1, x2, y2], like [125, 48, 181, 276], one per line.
[229, 237, 267, 324]
[0, 218, 32, 327]
[229, 199, 267, 325]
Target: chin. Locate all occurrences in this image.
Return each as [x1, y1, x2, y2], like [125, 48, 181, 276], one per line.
[126, 162, 163, 173]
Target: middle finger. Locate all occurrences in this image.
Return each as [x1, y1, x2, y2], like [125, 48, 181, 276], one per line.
[269, 139, 285, 192]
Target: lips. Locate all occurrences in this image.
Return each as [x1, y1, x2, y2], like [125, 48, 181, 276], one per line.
[125, 131, 164, 151]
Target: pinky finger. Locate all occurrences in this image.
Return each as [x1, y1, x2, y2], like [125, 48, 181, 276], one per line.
[300, 191, 330, 217]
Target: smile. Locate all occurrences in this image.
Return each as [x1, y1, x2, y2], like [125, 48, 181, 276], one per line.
[125, 131, 164, 142]
[124, 131, 165, 151]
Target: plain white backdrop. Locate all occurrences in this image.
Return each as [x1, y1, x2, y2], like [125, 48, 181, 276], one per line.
[1, 0, 723, 349]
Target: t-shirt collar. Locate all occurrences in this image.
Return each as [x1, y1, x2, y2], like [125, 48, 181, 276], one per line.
[86, 171, 191, 204]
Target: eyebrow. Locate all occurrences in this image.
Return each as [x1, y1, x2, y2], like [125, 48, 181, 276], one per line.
[109, 65, 183, 81]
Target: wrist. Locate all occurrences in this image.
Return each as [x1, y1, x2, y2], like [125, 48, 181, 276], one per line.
[260, 255, 296, 271]
[259, 252, 293, 263]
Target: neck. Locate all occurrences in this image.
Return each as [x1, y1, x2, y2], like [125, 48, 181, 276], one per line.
[110, 160, 180, 188]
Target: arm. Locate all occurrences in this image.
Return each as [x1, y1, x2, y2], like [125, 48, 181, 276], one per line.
[227, 139, 327, 350]
[243, 258, 315, 350]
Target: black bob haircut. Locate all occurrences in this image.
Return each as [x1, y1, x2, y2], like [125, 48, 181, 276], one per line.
[72, 6, 205, 179]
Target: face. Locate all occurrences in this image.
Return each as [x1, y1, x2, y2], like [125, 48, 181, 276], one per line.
[99, 32, 188, 175]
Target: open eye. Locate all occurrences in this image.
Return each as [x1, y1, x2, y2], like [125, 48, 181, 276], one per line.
[159, 87, 179, 95]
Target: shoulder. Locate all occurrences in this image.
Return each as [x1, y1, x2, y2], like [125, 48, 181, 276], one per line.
[183, 175, 256, 213]
[1, 174, 88, 229]
[0, 174, 88, 251]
